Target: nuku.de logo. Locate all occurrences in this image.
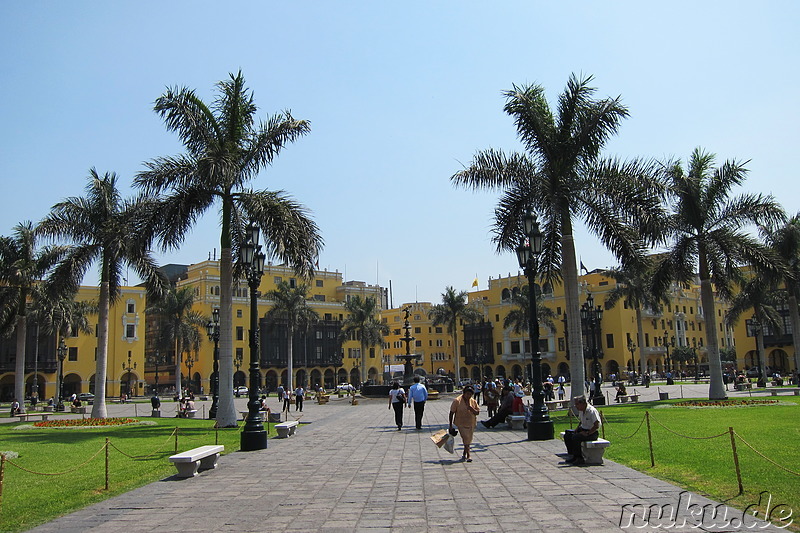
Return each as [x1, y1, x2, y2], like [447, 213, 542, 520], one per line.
[619, 491, 793, 530]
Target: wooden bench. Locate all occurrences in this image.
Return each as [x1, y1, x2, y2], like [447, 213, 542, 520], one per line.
[560, 432, 611, 465]
[275, 420, 299, 438]
[169, 445, 224, 478]
[506, 415, 526, 430]
[17, 413, 49, 422]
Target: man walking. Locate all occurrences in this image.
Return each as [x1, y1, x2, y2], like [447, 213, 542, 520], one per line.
[407, 376, 428, 430]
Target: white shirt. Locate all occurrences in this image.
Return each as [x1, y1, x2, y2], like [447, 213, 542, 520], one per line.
[579, 403, 601, 432]
[389, 388, 406, 403]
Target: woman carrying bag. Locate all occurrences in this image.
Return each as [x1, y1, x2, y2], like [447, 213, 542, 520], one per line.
[388, 381, 406, 430]
[449, 385, 480, 462]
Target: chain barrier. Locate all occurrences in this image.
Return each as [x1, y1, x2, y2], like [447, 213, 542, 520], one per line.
[647, 413, 729, 440]
[3, 443, 107, 476]
[733, 431, 800, 477]
[106, 428, 178, 460]
[599, 411, 647, 440]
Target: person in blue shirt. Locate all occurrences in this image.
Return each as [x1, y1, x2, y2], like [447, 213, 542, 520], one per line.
[406, 376, 428, 430]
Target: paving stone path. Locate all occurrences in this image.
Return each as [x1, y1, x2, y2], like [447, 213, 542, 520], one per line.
[26, 383, 787, 532]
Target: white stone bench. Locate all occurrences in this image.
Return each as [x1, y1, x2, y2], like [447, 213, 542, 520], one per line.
[617, 395, 629, 403]
[70, 406, 87, 414]
[628, 394, 639, 403]
[275, 420, 299, 438]
[17, 413, 49, 422]
[560, 432, 611, 465]
[769, 388, 800, 396]
[545, 400, 568, 410]
[506, 415, 526, 430]
[178, 409, 197, 418]
[169, 445, 224, 478]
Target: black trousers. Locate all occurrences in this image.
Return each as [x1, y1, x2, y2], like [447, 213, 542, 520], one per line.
[392, 402, 404, 428]
[563, 428, 599, 459]
[412, 401, 425, 429]
[484, 407, 511, 427]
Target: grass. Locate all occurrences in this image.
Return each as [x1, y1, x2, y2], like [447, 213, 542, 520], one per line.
[0, 417, 274, 532]
[549, 396, 800, 530]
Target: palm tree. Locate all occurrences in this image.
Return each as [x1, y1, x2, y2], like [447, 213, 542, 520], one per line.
[264, 282, 319, 390]
[652, 148, 785, 399]
[134, 71, 322, 427]
[503, 284, 556, 334]
[0, 222, 66, 413]
[428, 286, 483, 383]
[605, 260, 663, 378]
[37, 170, 166, 418]
[145, 286, 207, 397]
[760, 214, 800, 375]
[451, 74, 664, 398]
[340, 296, 388, 386]
[725, 277, 783, 388]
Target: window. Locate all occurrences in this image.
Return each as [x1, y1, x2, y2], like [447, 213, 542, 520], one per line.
[313, 294, 326, 301]
[236, 347, 243, 361]
[316, 331, 323, 339]
[369, 348, 375, 358]
[511, 341, 520, 353]
[316, 279, 323, 287]
[414, 327, 421, 334]
[274, 276, 282, 284]
[557, 307, 562, 315]
[558, 338, 565, 351]
[495, 314, 500, 322]
[236, 327, 244, 341]
[414, 315, 421, 321]
[125, 324, 135, 338]
[435, 327, 442, 334]
[645, 333, 650, 347]
[127, 301, 135, 313]
[237, 309, 243, 318]
[324, 313, 332, 321]
[415, 340, 422, 347]
[496, 342, 502, 355]
[289, 278, 297, 288]
[436, 339, 443, 347]
[68, 347, 78, 361]
[606, 334, 614, 349]
[393, 329, 401, 335]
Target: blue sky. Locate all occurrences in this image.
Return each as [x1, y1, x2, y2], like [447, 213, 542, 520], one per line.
[1, 2, 798, 306]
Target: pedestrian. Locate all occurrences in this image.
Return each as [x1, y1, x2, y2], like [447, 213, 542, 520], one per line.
[563, 395, 601, 465]
[557, 382, 565, 400]
[388, 381, 406, 430]
[294, 385, 305, 412]
[449, 385, 480, 462]
[276, 384, 284, 404]
[407, 376, 428, 430]
[484, 382, 499, 418]
[282, 387, 291, 412]
[10, 399, 20, 416]
[480, 386, 513, 428]
[473, 381, 482, 404]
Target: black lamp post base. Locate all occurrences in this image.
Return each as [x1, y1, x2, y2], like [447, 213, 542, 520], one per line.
[241, 430, 268, 451]
[527, 419, 554, 441]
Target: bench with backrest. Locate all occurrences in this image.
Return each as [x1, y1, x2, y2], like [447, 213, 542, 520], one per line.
[16, 413, 49, 422]
[560, 432, 611, 465]
[275, 420, 299, 438]
[169, 445, 224, 478]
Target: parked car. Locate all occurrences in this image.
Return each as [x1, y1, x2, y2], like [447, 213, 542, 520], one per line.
[77, 393, 95, 404]
[336, 384, 354, 392]
[234, 386, 248, 397]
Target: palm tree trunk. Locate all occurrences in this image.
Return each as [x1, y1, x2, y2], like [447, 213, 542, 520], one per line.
[756, 331, 768, 387]
[92, 280, 110, 418]
[453, 329, 461, 384]
[561, 230, 585, 400]
[216, 246, 237, 427]
[699, 276, 726, 399]
[14, 313, 27, 414]
[360, 340, 367, 386]
[636, 309, 646, 378]
[174, 337, 182, 397]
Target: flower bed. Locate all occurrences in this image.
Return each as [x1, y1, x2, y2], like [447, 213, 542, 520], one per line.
[34, 417, 138, 428]
[674, 399, 778, 408]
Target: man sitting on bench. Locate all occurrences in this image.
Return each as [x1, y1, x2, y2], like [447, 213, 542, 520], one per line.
[563, 395, 601, 465]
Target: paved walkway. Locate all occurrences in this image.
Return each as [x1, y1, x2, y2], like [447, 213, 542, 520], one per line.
[26, 382, 787, 533]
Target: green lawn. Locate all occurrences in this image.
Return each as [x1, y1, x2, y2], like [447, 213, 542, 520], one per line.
[550, 397, 800, 530]
[0, 417, 270, 532]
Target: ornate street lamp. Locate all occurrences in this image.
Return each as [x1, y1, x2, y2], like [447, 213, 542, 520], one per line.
[515, 210, 553, 441]
[580, 293, 605, 405]
[627, 339, 637, 379]
[241, 223, 267, 451]
[185, 353, 197, 393]
[206, 308, 220, 419]
[56, 339, 67, 411]
[149, 350, 165, 396]
[749, 316, 766, 388]
[663, 332, 675, 384]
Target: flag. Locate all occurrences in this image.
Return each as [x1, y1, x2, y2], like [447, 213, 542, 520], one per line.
[580, 260, 588, 274]
[471, 277, 479, 288]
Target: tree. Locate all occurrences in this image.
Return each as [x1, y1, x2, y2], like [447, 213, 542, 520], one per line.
[340, 296, 388, 386]
[135, 71, 322, 427]
[428, 286, 483, 382]
[502, 284, 556, 334]
[0, 222, 65, 413]
[145, 286, 207, 396]
[605, 259, 663, 378]
[725, 276, 783, 387]
[264, 281, 319, 390]
[652, 148, 784, 399]
[37, 170, 166, 418]
[451, 74, 663, 398]
[760, 213, 800, 376]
